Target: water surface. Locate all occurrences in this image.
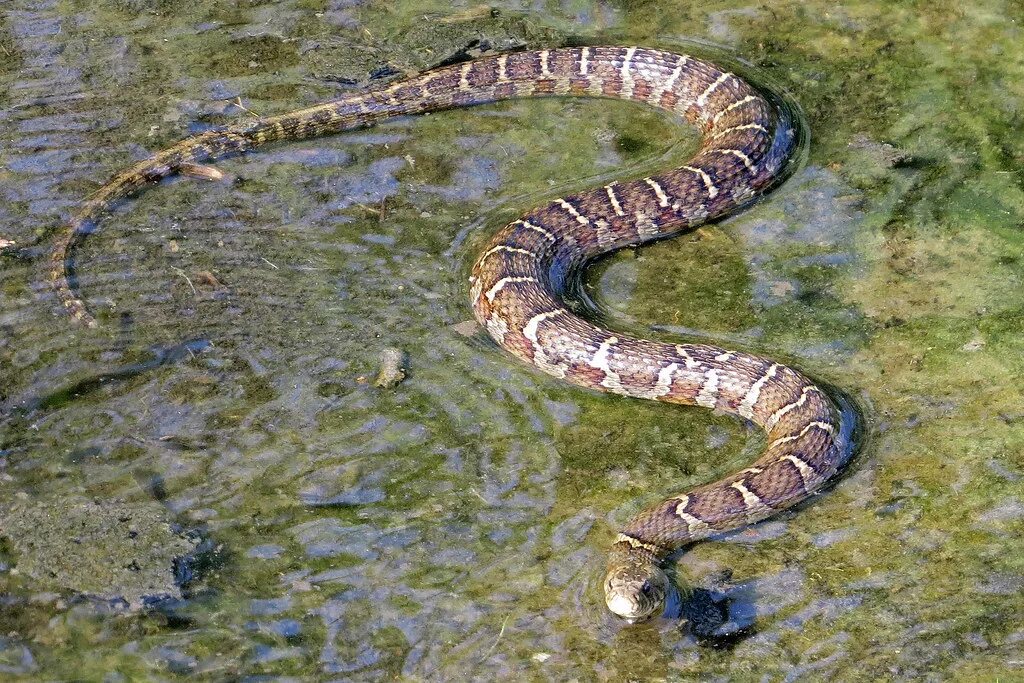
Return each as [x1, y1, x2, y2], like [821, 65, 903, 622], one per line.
[1, 1, 1023, 680]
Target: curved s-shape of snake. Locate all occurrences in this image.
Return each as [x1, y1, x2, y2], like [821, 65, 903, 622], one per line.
[52, 46, 855, 622]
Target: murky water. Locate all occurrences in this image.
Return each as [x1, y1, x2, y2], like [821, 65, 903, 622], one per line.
[2, 1, 1023, 680]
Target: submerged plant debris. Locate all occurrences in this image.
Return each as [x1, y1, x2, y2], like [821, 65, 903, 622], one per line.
[0, 0, 1023, 680]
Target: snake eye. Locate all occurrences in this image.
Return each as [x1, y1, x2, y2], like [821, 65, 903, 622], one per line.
[640, 580, 651, 594]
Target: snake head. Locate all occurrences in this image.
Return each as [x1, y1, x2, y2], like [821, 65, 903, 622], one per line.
[603, 555, 670, 623]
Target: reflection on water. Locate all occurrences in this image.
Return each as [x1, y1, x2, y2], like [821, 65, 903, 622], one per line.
[2, 0, 1023, 679]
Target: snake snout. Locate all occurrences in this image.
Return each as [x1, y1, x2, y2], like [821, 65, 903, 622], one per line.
[604, 560, 669, 622]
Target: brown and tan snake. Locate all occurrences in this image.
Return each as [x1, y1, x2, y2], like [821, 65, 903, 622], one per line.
[50, 46, 855, 623]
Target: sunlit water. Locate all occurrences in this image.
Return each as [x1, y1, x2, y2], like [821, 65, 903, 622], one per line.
[1, 1, 1023, 680]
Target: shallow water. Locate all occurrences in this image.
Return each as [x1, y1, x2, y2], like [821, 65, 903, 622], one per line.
[1, 1, 1023, 680]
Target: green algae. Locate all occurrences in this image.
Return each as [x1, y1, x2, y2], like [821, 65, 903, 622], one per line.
[0, 0, 1023, 680]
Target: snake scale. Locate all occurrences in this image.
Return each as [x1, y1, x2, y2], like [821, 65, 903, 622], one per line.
[51, 46, 854, 622]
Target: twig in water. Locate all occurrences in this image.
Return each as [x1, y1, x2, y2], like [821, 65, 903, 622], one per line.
[170, 266, 197, 295]
[479, 614, 511, 663]
[355, 202, 381, 215]
[229, 96, 260, 118]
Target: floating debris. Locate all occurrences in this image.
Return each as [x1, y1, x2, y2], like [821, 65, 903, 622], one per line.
[450, 320, 480, 337]
[179, 162, 225, 181]
[195, 270, 225, 289]
[373, 347, 407, 388]
[961, 331, 986, 352]
[848, 133, 912, 168]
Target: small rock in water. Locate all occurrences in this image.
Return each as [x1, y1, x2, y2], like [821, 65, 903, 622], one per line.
[374, 347, 408, 388]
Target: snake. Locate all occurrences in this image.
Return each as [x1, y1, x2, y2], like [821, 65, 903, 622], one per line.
[50, 46, 854, 623]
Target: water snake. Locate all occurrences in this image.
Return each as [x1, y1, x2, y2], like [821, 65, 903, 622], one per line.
[50, 46, 855, 623]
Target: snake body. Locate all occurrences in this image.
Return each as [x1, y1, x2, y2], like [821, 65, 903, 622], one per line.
[52, 46, 853, 622]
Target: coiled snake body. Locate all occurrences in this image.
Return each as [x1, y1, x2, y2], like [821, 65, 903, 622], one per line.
[51, 46, 853, 622]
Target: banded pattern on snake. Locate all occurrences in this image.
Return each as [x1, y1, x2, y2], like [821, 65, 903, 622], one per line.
[51, 46, 854, 622]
